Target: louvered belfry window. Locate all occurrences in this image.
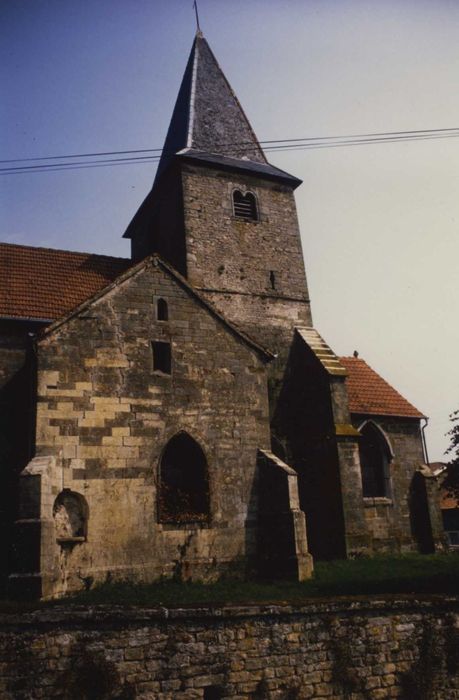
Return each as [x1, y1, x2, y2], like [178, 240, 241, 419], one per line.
[233, 190, 258, 221]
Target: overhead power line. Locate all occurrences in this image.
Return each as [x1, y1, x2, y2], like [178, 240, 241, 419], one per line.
[0, 147, 163, 165]
[3, 126, 459, 164]
[1, 126, 459, 175]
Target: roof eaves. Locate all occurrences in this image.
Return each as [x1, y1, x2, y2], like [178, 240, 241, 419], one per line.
[176, 149, 302, 187]
[350, 409, 426, 420]
[339, 356, 425, 419]
[0, 315, 53, 324]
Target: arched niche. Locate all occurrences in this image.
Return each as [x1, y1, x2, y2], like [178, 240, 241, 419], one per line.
[53, 489, 88, 544]
[358, 421, 393, 498]
[158, 432, 210, 524]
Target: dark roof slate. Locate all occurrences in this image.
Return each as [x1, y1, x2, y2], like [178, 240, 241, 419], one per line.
[154, 32, 267, 186]
[177, 149, 302, 187]
[124, 33, 301, 240]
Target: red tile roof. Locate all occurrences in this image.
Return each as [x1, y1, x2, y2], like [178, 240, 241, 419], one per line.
[0, 243, 131, 321]
[340, 356, 424, 419]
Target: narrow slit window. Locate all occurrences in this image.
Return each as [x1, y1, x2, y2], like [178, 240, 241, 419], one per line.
[233, 190, 258, 221]
[269, 270, 276, 289]
[152, 341, 171, 374]
[157, 298, 168, 321]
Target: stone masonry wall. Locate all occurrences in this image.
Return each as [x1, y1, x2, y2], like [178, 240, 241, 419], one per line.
[351, 415, 438, 553]
[22, 259, 271, 598]
[181, 165, 312, 359]
[0, 598, 458, 699]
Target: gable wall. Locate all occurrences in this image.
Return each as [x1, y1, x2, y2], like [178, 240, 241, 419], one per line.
[31, 262, 270, 597]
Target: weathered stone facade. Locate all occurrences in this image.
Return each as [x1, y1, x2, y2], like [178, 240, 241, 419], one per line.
[1, 598, 458, 699]
[181, 165, 311, 351]
[12, 259, 310, 598]
[350, 415, 445, 553]
[2, 31, 445, 598]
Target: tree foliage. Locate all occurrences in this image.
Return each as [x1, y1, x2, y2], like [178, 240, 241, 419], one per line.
[443, 410, 459, 499]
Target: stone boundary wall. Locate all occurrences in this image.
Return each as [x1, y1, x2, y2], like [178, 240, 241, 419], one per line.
[0, 597, 458, 699]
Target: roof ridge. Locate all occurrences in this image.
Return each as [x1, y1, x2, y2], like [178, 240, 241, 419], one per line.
[186, 34, 199, 149]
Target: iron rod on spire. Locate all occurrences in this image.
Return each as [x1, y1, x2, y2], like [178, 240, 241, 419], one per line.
[193, 0, 201, 32]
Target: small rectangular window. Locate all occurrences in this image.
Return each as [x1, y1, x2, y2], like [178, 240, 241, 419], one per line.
[157, 298, 168, 321]
[152, 341, 171, 374]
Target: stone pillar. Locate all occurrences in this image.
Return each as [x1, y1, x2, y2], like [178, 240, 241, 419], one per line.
[330, 377, 370, 556]
[257, 450, 313, 581]
[9, 456, 57, 599]
[335, 434, 371, 555]
[417, 465, 447, 551]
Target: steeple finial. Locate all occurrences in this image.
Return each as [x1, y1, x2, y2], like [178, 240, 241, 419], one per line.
[193, 0, 201, 32]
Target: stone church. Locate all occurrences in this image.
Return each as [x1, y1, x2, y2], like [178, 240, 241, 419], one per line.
[0, 33, 444, 599]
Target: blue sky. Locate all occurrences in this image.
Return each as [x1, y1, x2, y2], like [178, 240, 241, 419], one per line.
[2, 0, 459, 460]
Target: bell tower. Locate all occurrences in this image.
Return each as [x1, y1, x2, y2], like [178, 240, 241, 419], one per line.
[124, 32, 312, 364]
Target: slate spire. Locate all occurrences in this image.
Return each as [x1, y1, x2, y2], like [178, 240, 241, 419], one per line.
[124, 32, 301, 246]
[154, 32, 267, 184]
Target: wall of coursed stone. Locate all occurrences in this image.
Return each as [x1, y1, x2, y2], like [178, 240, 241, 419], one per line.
[181, 165, 312, 361]
[0, 598, 458, 699]
[351, 415, 444, 553]
[18, 259, 271, 598]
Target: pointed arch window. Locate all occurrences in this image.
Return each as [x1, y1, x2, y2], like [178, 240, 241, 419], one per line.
[233, 190, 258, 221]
[359, 422, 393, 498]
[157, 298, 168, 321]
[158, 432, 210, 524]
